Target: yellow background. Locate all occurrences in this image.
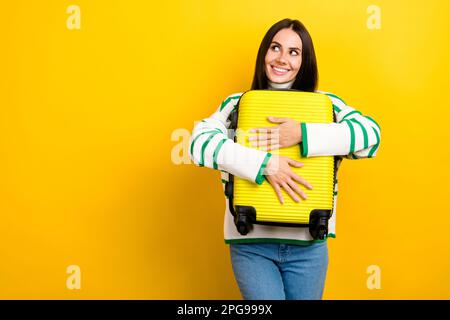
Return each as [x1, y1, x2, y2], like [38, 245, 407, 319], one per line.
[1, 0, 449, 299]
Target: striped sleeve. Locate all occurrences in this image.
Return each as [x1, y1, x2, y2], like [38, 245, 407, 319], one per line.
[189, 93, 271, 184]
[300, 92, 381, 158]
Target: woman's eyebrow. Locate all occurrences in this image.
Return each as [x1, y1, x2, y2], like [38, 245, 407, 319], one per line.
[271, 41, 301, 51]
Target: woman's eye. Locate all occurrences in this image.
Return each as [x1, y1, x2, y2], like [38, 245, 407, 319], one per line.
[290, 50, 299, 56]
[271, 45, 280, 51]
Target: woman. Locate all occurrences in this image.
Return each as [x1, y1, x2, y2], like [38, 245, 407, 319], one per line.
[189, 18, 381, 300]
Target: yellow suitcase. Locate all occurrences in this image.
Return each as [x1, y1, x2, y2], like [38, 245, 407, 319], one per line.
[225, 90, 336, 240]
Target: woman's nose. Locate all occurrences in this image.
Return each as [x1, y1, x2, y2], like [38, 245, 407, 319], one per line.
[276, 51, 288, 64]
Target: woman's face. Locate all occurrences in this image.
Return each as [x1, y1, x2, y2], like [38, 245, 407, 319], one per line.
[264, 28, 302, 84]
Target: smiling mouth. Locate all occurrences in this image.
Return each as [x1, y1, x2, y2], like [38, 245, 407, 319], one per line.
[271, 65, 290, 75]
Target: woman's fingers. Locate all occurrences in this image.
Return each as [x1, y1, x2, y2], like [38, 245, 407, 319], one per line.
[266, 155, 312, 204]
[286, 178, 308, 200]
[266, 143, 280, 151]
[249, 127, 277, 134]
[271, 181, 285, 204]
[269, 177, 308, 204]
[280, 182, 300, 203]
[286, 158, 312, 190]
[251, 139, 270, 147]
[287, 158, 304, 168]
[290, 172, 313, 190]
[248, 129, 280, 146]
[249, 132, 279, 146]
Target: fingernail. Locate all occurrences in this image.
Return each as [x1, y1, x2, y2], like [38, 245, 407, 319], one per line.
[249, 129, 255, 133]
[248, 137, 254, 141]
[251, 142, 257, 147]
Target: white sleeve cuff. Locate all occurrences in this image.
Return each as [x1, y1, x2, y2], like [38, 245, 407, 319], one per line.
[302, 123, 350, 157]
[216, 140, 269, 183]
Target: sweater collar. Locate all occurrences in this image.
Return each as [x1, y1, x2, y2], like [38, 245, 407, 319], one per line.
[267, 79, 295, 90]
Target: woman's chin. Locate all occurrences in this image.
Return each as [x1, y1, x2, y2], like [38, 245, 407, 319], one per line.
[269, 76, 292, 84]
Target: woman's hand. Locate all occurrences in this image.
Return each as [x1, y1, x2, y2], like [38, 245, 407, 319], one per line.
[264, 155, 313, 204]
[249, 117, 302, 151]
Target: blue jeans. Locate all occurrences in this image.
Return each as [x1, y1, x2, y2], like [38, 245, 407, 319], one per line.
[229, 241, 328, 300]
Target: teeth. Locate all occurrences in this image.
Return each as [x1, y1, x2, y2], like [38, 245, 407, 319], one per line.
[273, 66, 289, 73]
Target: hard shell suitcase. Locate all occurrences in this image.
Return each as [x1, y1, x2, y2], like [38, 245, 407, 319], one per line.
[225, 90, 336, 240]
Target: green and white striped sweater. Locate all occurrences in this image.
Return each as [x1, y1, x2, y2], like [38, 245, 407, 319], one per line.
[189, 86, 381, 246]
